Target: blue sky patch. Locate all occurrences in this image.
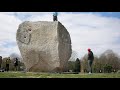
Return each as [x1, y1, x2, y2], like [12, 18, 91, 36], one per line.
[3, 41, 17, 48]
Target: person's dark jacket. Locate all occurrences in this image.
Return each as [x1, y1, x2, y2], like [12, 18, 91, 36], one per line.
[14, 58, 18, 66]
[88, 51, 94, 60]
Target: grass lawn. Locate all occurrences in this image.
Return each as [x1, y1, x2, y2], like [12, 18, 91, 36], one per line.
[0, 72, 120, 78]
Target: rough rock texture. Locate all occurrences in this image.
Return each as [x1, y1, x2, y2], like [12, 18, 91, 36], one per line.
[16, 21, 72, 72]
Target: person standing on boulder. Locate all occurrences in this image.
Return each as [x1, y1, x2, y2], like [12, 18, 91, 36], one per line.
[87, 48, 94, 74]
[53, 12, 58, 21]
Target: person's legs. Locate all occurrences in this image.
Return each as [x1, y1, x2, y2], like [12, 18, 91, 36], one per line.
[8, 64, 9, 71]
[53, 16, 55, 21]
[53, 16, 57, 21]
[17, 65, 19, 71]
[6, 64, 7, 71]
[88, 60, 90, 73]
[89, 60, 93, 73]
[14, 66, 16, 71]
[55, 16, 58, 21]
[0, 64, 1, 69]
[6, 64, 9, 71]
[15, 66, 18, 71]
[88, 60, 93, 73]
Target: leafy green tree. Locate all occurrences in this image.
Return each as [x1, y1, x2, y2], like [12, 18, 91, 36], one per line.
[99, 49, 120, 72]
[103, 64, 113, 73]
[68, 61, 75, 72]
[67, 50, 78, 72]
[81, 54, 88, 73]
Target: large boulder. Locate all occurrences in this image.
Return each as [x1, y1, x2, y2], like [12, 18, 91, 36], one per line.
[16, 21, 72, 72]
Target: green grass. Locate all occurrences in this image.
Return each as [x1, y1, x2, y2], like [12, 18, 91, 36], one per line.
[0, 72, 120, 78]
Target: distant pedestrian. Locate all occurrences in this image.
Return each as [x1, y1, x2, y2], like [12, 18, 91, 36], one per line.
[53, 12, 58, 21]
[6, 57, 11, 72]
[87, 48, 94, 74]
[75, 58, 80, 72]
[0, 56, 2, 69]
[14, 58, 19, 71]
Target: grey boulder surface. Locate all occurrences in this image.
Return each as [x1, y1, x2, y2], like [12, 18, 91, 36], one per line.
[16, 21, 72, 72]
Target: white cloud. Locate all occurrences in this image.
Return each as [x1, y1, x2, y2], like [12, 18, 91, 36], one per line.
[0, 13, 22, 58]
[0, 12, 120, 59]
[57, 13, 120, 58]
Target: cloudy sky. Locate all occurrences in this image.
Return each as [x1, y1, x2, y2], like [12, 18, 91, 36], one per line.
[0, 12, 120, 59]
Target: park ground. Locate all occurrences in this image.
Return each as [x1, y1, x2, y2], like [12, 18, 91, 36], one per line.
[0, 72, 120, 78]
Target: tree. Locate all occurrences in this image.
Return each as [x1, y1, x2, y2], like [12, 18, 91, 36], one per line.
[103, 64, 113, 73]
[99, 49, 120, 72]
[81, 54, 88, 73]
[92, 55, 100, 73]
[9, 53, 23, 71]
[81, 49, 120, 73]
[1, 53, 25, 71]
[69, 50, 78, 61]
[68, 61, 75, 72]
[67, 50, 79, 72]
[9, 53, 21, 61]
